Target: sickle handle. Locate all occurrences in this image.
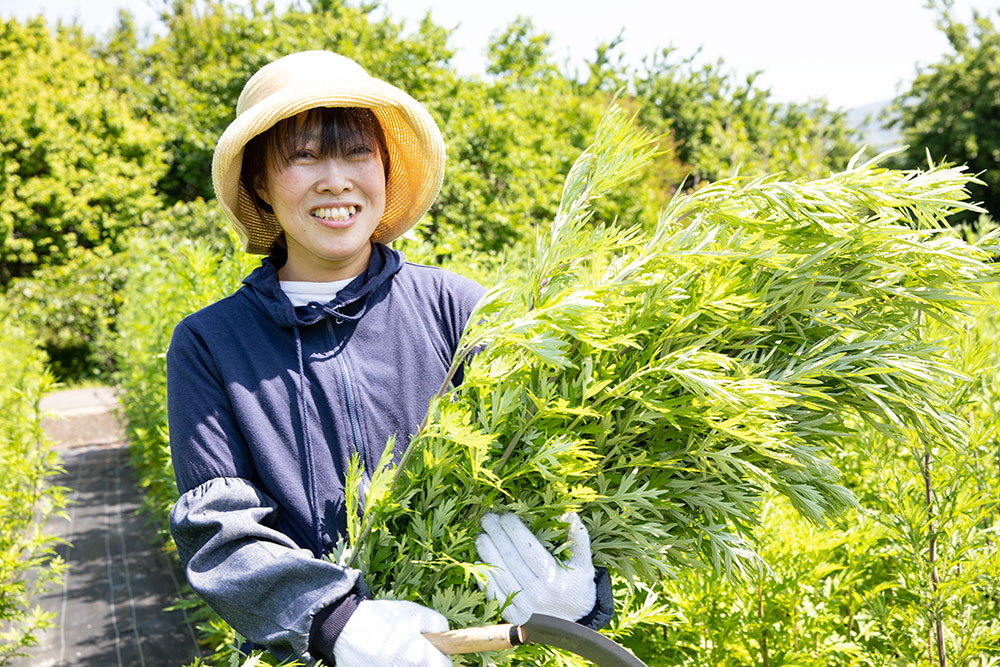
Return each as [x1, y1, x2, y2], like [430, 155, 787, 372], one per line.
[424, 623, 524, 655]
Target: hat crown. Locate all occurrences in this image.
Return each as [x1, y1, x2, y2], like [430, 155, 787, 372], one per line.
[236, 50, 370, 116]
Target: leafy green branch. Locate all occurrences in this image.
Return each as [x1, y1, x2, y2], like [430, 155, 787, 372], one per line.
[336, 101, 997, 667]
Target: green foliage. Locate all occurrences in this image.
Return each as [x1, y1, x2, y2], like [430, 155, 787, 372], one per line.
[3, 247, 126, 383]
[424, 21, 678, 263]
[894, 2, 1000, 224]
[15, 2, 995, 663]
[112, 228, 257, 663]
[853, 293, 1000, 666]
[344, 106, 998, 666]
[625, 497, 892, 666]
[143, 197, 238, 256]
[0, 17, 166, 285]
[0, 301, 67, 664]
[424, 68, 651, 261]
[0, 200, 229, 385]
[485, 15, 558, 80]
[623, 285, 1000, 666]
[633, 48, 859, 187]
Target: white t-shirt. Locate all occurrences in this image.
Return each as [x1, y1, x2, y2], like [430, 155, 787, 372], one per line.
[279, 277, 357, 308]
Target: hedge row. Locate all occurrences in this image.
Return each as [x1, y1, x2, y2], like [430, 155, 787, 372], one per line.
[0, 304, 66, 665]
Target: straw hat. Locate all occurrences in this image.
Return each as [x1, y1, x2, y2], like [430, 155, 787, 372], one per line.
[212, 50, 446, 254]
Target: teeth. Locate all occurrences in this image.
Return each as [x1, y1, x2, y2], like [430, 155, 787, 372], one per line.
[312, 205, 356, 221]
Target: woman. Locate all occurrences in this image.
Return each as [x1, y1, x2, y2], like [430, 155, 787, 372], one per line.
[167, 51, 610, 666]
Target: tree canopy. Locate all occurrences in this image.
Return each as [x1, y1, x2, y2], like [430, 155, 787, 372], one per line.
[0, 17, 166, 285]
[894, 1, 1000, 223]
[2, 0, 867, 289]
[10, 0, 998, 383]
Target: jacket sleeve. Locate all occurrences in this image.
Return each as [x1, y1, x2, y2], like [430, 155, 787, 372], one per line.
[170, 478, 363, 662]
[439, 270, 488, 386]
[166, 320, 362, 662]
[577, 567, 614, 630]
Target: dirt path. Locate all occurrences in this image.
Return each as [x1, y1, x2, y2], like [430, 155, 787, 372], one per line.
[11, 388, 203, 667]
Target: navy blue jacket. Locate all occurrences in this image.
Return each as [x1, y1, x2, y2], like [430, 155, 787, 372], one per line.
[167, 244, 485, 663]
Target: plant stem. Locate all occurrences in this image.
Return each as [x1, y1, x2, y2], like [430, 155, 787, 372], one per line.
[494, 403, 537, 471]
[970, 452, 993, 546]
[495, 340, 580, 472]
[347, 336, 483, 567]
[758, 583, 769, 667]
[921, 448, 947, 667]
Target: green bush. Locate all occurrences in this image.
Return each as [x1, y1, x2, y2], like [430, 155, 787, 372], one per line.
[893, 5, 1000, 224]
[625, 496, 894, 666]
[1, 200, 235, 385]
[0, 301, 67, 664]
[113, 228, 255, 534]
[3, 247, 126, 383]
[632, 47, 858, 188]
[625, 295, 1000, 665]
[112, 229, 259, 664]
[0, 17, 166, 286]
[853, 288, 1000, 665]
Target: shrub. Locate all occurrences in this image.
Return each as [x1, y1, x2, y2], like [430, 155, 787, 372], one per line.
[113, 228, 255, 533]
[112, 229, 258, 664]
[0, 301, 67, 664]
[0, 17, 166, 285]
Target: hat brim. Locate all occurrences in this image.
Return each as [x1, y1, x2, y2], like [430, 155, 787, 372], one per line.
[213, 75, 445, 254]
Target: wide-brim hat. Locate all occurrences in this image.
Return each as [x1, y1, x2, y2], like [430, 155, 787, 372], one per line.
[212, 50, 446, 254]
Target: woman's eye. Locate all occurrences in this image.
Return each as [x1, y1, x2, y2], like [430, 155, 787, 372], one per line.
[290, 144, 318, 159]
[349, 144, 374, 157]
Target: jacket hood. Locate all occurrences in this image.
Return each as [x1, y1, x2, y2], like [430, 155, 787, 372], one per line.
[240, 242, 403, 329]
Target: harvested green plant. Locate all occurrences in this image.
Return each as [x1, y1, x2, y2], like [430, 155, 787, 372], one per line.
[337, 104, 997, 665]
[337, 105, 997, 665]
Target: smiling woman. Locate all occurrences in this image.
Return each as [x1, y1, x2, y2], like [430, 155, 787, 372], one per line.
[165, 49, 612, 667]
[241, 108, 390, 281]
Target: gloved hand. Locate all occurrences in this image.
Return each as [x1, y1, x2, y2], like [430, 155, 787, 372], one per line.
[332, 599, 452, 667]
[475, 512, 597, 625]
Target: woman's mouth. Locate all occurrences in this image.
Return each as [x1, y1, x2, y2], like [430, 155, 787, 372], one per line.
[311, 205, 357, 222]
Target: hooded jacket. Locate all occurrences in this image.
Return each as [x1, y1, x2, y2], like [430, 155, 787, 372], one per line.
[167, 243, 485, 662]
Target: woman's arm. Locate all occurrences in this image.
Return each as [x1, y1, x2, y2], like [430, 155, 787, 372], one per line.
[170, 477, 365, 662]
[167, 321, 363, 662]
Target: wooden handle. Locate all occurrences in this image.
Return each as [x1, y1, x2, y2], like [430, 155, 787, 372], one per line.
[424, 623, 521, 655]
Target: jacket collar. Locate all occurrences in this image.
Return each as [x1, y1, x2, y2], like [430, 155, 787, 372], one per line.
[240, 242, 403, 328]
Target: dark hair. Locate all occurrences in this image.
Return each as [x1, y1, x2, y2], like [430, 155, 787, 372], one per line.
[240, 106, 391, 220]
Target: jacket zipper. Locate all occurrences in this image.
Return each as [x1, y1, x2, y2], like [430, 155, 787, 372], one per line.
[325, 320, 372, 502]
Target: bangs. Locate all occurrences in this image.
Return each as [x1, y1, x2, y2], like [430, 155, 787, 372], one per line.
[268, 107, 389, 176]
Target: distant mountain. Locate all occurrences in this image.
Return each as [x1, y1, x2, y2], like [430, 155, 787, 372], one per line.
[846, 99, 903, 151]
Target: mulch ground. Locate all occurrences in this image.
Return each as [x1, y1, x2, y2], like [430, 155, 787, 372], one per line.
[11, 394, 204, 667]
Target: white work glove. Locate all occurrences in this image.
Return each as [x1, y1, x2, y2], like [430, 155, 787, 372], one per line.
[475, 512, 596, 625]
[332, 599, 452, 667]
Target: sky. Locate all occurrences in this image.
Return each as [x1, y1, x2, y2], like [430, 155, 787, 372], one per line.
[2, 0, 999, 110]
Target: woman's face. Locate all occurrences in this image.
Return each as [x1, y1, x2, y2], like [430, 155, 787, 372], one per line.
[255, 113, 387, 282]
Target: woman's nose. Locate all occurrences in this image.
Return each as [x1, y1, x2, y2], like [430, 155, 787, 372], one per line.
[315, 157, 352, 192]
